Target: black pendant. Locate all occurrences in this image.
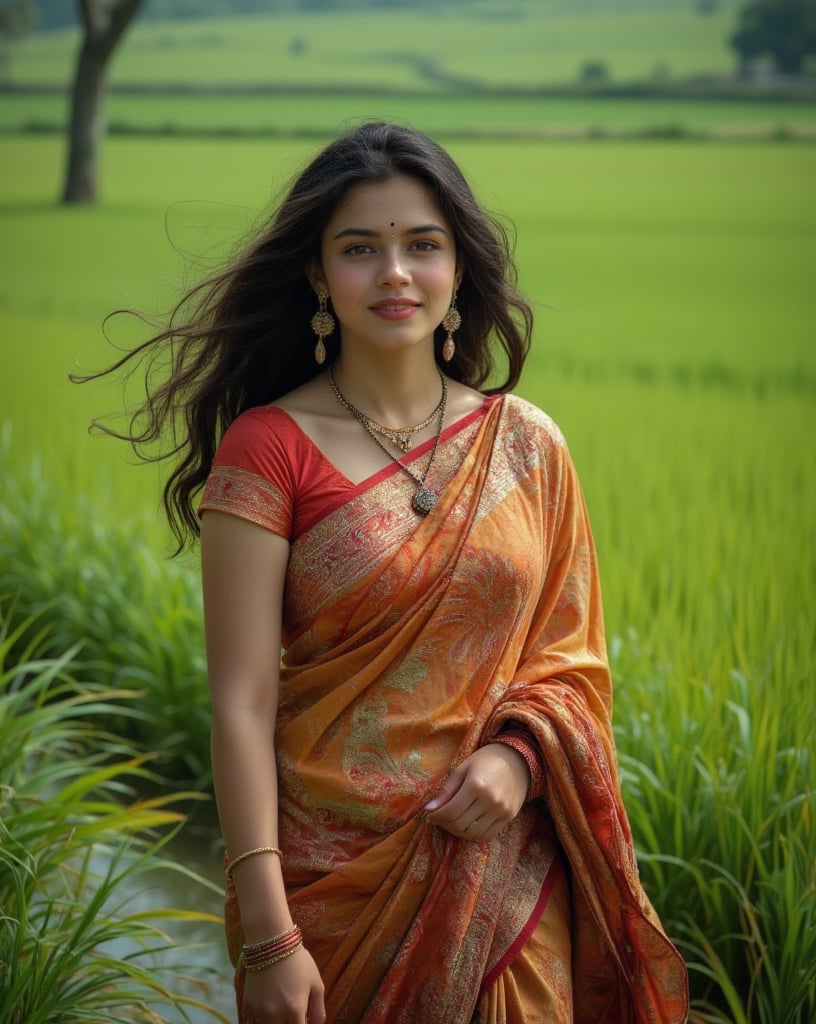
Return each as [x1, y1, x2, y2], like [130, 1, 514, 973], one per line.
[412, 487, 437, 515]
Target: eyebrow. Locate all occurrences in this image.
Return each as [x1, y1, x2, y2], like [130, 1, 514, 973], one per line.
[332, 223, 448, 240]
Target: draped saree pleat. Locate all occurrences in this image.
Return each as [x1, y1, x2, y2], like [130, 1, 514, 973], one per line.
[211, 395, 688, 1023]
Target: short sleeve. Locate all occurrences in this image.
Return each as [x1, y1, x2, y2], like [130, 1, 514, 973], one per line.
[198, 407, 296, 539]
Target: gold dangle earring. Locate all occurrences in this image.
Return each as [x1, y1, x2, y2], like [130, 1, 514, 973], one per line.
[441, 291, 461, 363]
[310, 287, 335, 365]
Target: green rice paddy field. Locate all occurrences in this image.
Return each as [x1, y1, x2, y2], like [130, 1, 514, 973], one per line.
[8, 3, 746, 89]
[1, 130, 814, 1018]
[2, 131, 812, 679]
[9, 2, 815, 142]
[4, 92, 816, 139]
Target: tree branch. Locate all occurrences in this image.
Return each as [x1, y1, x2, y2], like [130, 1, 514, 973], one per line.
[106, 0, 144, 52]
[78, 0, 96, 35]
[79, 0, 143, 55]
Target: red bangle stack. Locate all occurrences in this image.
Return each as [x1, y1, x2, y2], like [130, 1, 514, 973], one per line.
[494, 727, 547, 801]
[240, 924, 304, 972]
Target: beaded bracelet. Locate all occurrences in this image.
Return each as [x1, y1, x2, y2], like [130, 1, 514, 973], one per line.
[225, 845, 283, 878]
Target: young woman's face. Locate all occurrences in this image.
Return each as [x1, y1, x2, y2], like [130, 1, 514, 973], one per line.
[312, 173, 460, 359]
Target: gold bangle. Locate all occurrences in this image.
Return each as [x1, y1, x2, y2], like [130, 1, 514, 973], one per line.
[243, 940, 304, 972]
[225, 845, 283, 877]
[243, 924, 301, 956]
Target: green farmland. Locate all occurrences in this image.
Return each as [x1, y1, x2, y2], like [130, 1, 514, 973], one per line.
[7, 3, 746, 90]
[3, 134, 812, 525]
[6, 0, 815, 144]
[3, 91, 816, 139]
[2, 129, 813, 702]
[1, 22, 815, 1017]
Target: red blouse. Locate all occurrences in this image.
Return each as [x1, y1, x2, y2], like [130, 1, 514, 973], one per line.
[199, 400, 496, 541]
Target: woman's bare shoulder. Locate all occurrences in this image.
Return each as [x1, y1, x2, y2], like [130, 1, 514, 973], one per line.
[444, 378, 487, 420]
[274, 374, 333, 416]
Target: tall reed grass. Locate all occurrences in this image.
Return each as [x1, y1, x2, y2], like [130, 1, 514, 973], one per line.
[0, 601, 228, 1023]
[613, 652, 815, 1024]
[0, 431, 210, 788]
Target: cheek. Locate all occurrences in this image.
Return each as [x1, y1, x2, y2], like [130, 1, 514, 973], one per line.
[325, 263, 367, 300]
[422, 260, 458, 301]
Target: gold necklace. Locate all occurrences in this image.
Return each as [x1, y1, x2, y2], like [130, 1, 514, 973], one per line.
[326, 377, 445, 453]
[327, 365, 447, 515]
[364, 400, 443, 453]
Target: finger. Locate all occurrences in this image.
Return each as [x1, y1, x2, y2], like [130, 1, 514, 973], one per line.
[460, 811, 502, 840]
[478, 818, 508, 842]
[426, 787, 480, 827]
[433, 802, 494, 839]
[309, 985, 327, 1024]
[424, 763, 467, 812]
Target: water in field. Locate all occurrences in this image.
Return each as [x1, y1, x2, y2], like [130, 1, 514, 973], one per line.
[101, 812, 235, 1024]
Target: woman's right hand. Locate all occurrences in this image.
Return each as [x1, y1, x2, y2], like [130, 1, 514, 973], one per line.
[242, 945, 326, 1023]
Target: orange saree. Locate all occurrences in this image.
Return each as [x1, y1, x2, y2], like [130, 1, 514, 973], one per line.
[201, 394, 689, 1023]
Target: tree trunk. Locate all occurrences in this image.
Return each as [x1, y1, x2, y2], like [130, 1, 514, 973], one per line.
[61, 0, 143, 205]
[62, 34, 108, 203]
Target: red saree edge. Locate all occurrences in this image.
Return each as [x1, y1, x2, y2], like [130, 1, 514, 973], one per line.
[479, 854, 562, 997]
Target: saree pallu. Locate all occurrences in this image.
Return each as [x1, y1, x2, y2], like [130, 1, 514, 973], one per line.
[212, 395, 689, 1023]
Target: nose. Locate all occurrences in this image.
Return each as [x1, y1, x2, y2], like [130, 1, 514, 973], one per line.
[377, 247, 411, 287]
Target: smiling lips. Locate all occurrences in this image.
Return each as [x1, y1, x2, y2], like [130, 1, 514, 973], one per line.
[370, 298, 420, 320]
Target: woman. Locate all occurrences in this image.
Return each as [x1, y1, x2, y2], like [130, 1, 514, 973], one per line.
[95, 122, 688, 1023]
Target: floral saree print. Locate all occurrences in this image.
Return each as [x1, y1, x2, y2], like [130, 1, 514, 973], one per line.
[200, 394, 689, 1023]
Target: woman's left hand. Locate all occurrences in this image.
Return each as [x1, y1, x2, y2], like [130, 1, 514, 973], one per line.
[423, 743, 531, 842]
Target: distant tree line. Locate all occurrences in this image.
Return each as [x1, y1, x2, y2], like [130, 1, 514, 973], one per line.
[24, 0, 483, 31]
[3, 0, 814, 207]
[732, 0, 816, 74]
[19, 0, 816, 79]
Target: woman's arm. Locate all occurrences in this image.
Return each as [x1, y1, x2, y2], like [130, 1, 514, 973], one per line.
[201, 509, 325, 1023]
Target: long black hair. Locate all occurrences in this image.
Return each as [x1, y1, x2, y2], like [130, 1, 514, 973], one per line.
[77, 122, 534, 550]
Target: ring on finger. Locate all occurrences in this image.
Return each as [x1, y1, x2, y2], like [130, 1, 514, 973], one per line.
[464, 818, 480, 833]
